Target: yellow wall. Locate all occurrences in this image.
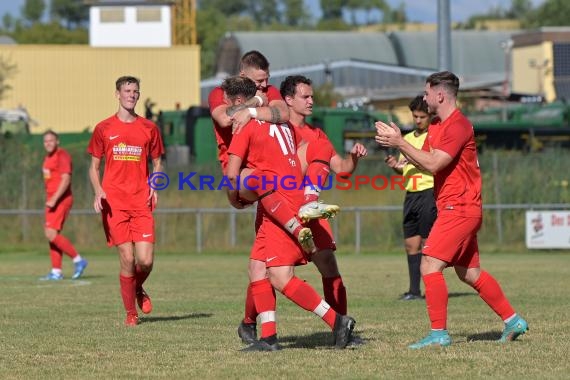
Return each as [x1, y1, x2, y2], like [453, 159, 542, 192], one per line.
[512, 41, 555, 102]
[0, 45, 200, 133]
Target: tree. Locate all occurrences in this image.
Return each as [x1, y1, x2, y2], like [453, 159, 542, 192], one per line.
[2, 13, 15, 33]
[199, 0, 249, 16]
[0, 56, 17, 104]
[507, 0, 533, 19]
[282, 0, 310, 26]
[320, 0, 345, 20]
[12, 22, 88, 44]
[50, 0, 89, 29]
[524, 0, 570, 28]
[22, 0, 46, 25]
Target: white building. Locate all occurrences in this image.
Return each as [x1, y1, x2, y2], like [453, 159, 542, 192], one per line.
[87, 0, 174, 47]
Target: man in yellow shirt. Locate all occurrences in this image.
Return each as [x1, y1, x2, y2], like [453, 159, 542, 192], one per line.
[385, 96, 436, 300]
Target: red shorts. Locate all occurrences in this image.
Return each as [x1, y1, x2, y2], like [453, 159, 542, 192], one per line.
[307, 218, 336, 251]
[101, 201, 155, 246]
[45, 195, 73, 231]
[250, 216, 308, 267]
[423, 211, 481, 268]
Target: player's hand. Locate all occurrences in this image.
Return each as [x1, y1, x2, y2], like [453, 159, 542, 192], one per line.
[375, 121, 402, 148]
[148, 189, 158, 211]
[384, 154, 398, 168]
[227, 190, 241, 209]
[350, 143, 367, 159]
[93, 190, 107, 213]
[231, 108, 253, 134]
[45, 198, 56, 209]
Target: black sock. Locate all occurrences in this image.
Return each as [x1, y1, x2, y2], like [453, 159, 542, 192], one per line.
[407, 253, 422, 295]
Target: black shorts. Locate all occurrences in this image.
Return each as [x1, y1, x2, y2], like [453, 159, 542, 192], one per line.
[403, 188, 437, 239]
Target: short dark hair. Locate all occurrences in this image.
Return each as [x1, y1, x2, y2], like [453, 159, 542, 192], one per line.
[221, 76, 257, 101]
[240, 50, 270, 72]
[426, 71, 459, 97]
[43, 129, 59, 139]
[280, 75, 312, 99]
[116, 76, 140, 91]
[409, 95, 428, 113]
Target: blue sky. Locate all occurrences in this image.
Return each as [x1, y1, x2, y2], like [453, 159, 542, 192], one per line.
[0, 0, 547, 23]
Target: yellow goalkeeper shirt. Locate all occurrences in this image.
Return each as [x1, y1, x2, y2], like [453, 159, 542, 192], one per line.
[400, 130, 434, 192]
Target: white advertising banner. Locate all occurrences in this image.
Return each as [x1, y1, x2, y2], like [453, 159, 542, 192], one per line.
[526, 211, 570, 249]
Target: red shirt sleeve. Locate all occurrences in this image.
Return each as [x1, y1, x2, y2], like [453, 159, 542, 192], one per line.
[228, 123, 253, 160]
[149, 124, 165, 159]
[435, 123, 471, 159]
[208, 86, 225, 113]
[265, 85, 283, 103]
[87, 124, 104, 158]
[59, 150, 72, 174]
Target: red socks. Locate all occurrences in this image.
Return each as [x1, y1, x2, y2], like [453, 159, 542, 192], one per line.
[250, 279, 276, 339]
[51, 234, 78, 259]
[322, 276, 347, 315]
[472, 271, 515, 320]
[49, 242, 63, 269]
[282, 276, 336, 329]
[423, 272, 448, 330]
[243, 283, 257, 324]
[119, 274, 137, 316]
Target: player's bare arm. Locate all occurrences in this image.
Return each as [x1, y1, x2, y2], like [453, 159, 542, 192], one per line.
[148, 156, 162, 209]
[226, 154, 245, 209]
[231, 99, 290, 134]
[330, 143, 368, 175]
[88, 156, 106, 213]
[375, 121, 452, 174]
[46, 173, 71, 208]
[226, 96, 264, 118]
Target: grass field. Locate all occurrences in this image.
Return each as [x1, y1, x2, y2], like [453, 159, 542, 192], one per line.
[1, 248, 569, 379]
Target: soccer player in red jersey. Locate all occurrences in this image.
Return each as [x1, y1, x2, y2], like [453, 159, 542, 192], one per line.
[376, 71, 528, 348]
[41, 130, 88, 281]
[225, 76, 356, 351]
[209, 52, 339, 343]
[87, 76, 164, 327]
[280, 76, 366, 222]
[208, 50, 290, 173]
[280, 74, 367, 322]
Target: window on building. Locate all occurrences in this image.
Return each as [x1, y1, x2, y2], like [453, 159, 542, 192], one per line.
[136, 7, 162, 22]
[100, 7, 125, 23]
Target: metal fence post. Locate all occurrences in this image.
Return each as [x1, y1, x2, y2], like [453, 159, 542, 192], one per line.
[493, 152, 503, 244]
[355, 209, 361, 254]
[196, 211, 202, 253]
[230, 209, 236, 247]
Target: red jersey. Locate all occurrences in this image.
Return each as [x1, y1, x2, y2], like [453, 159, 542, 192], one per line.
[293, 122, 337, 152]
[422, 109, 482, 217]
[228, 119, 303, 206]
[209, 85, 283, 165]
[43, 147, 72, 198]
[87, 114, 164, 210]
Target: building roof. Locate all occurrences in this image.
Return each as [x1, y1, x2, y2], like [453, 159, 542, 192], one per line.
[203, 30, 520, 103]
[0, 35, 16, 45]
[389, 30, 519, 76]
[216, 32, 399, 76]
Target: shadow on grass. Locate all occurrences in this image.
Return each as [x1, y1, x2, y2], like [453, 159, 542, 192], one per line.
[279, 331, 369, 349]
[466, 331, 502, 341]
[140, 313, 213, 324]
[449, 292, 477, 298]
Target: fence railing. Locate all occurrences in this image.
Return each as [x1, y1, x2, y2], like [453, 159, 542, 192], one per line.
[2, 203, 569, 253]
